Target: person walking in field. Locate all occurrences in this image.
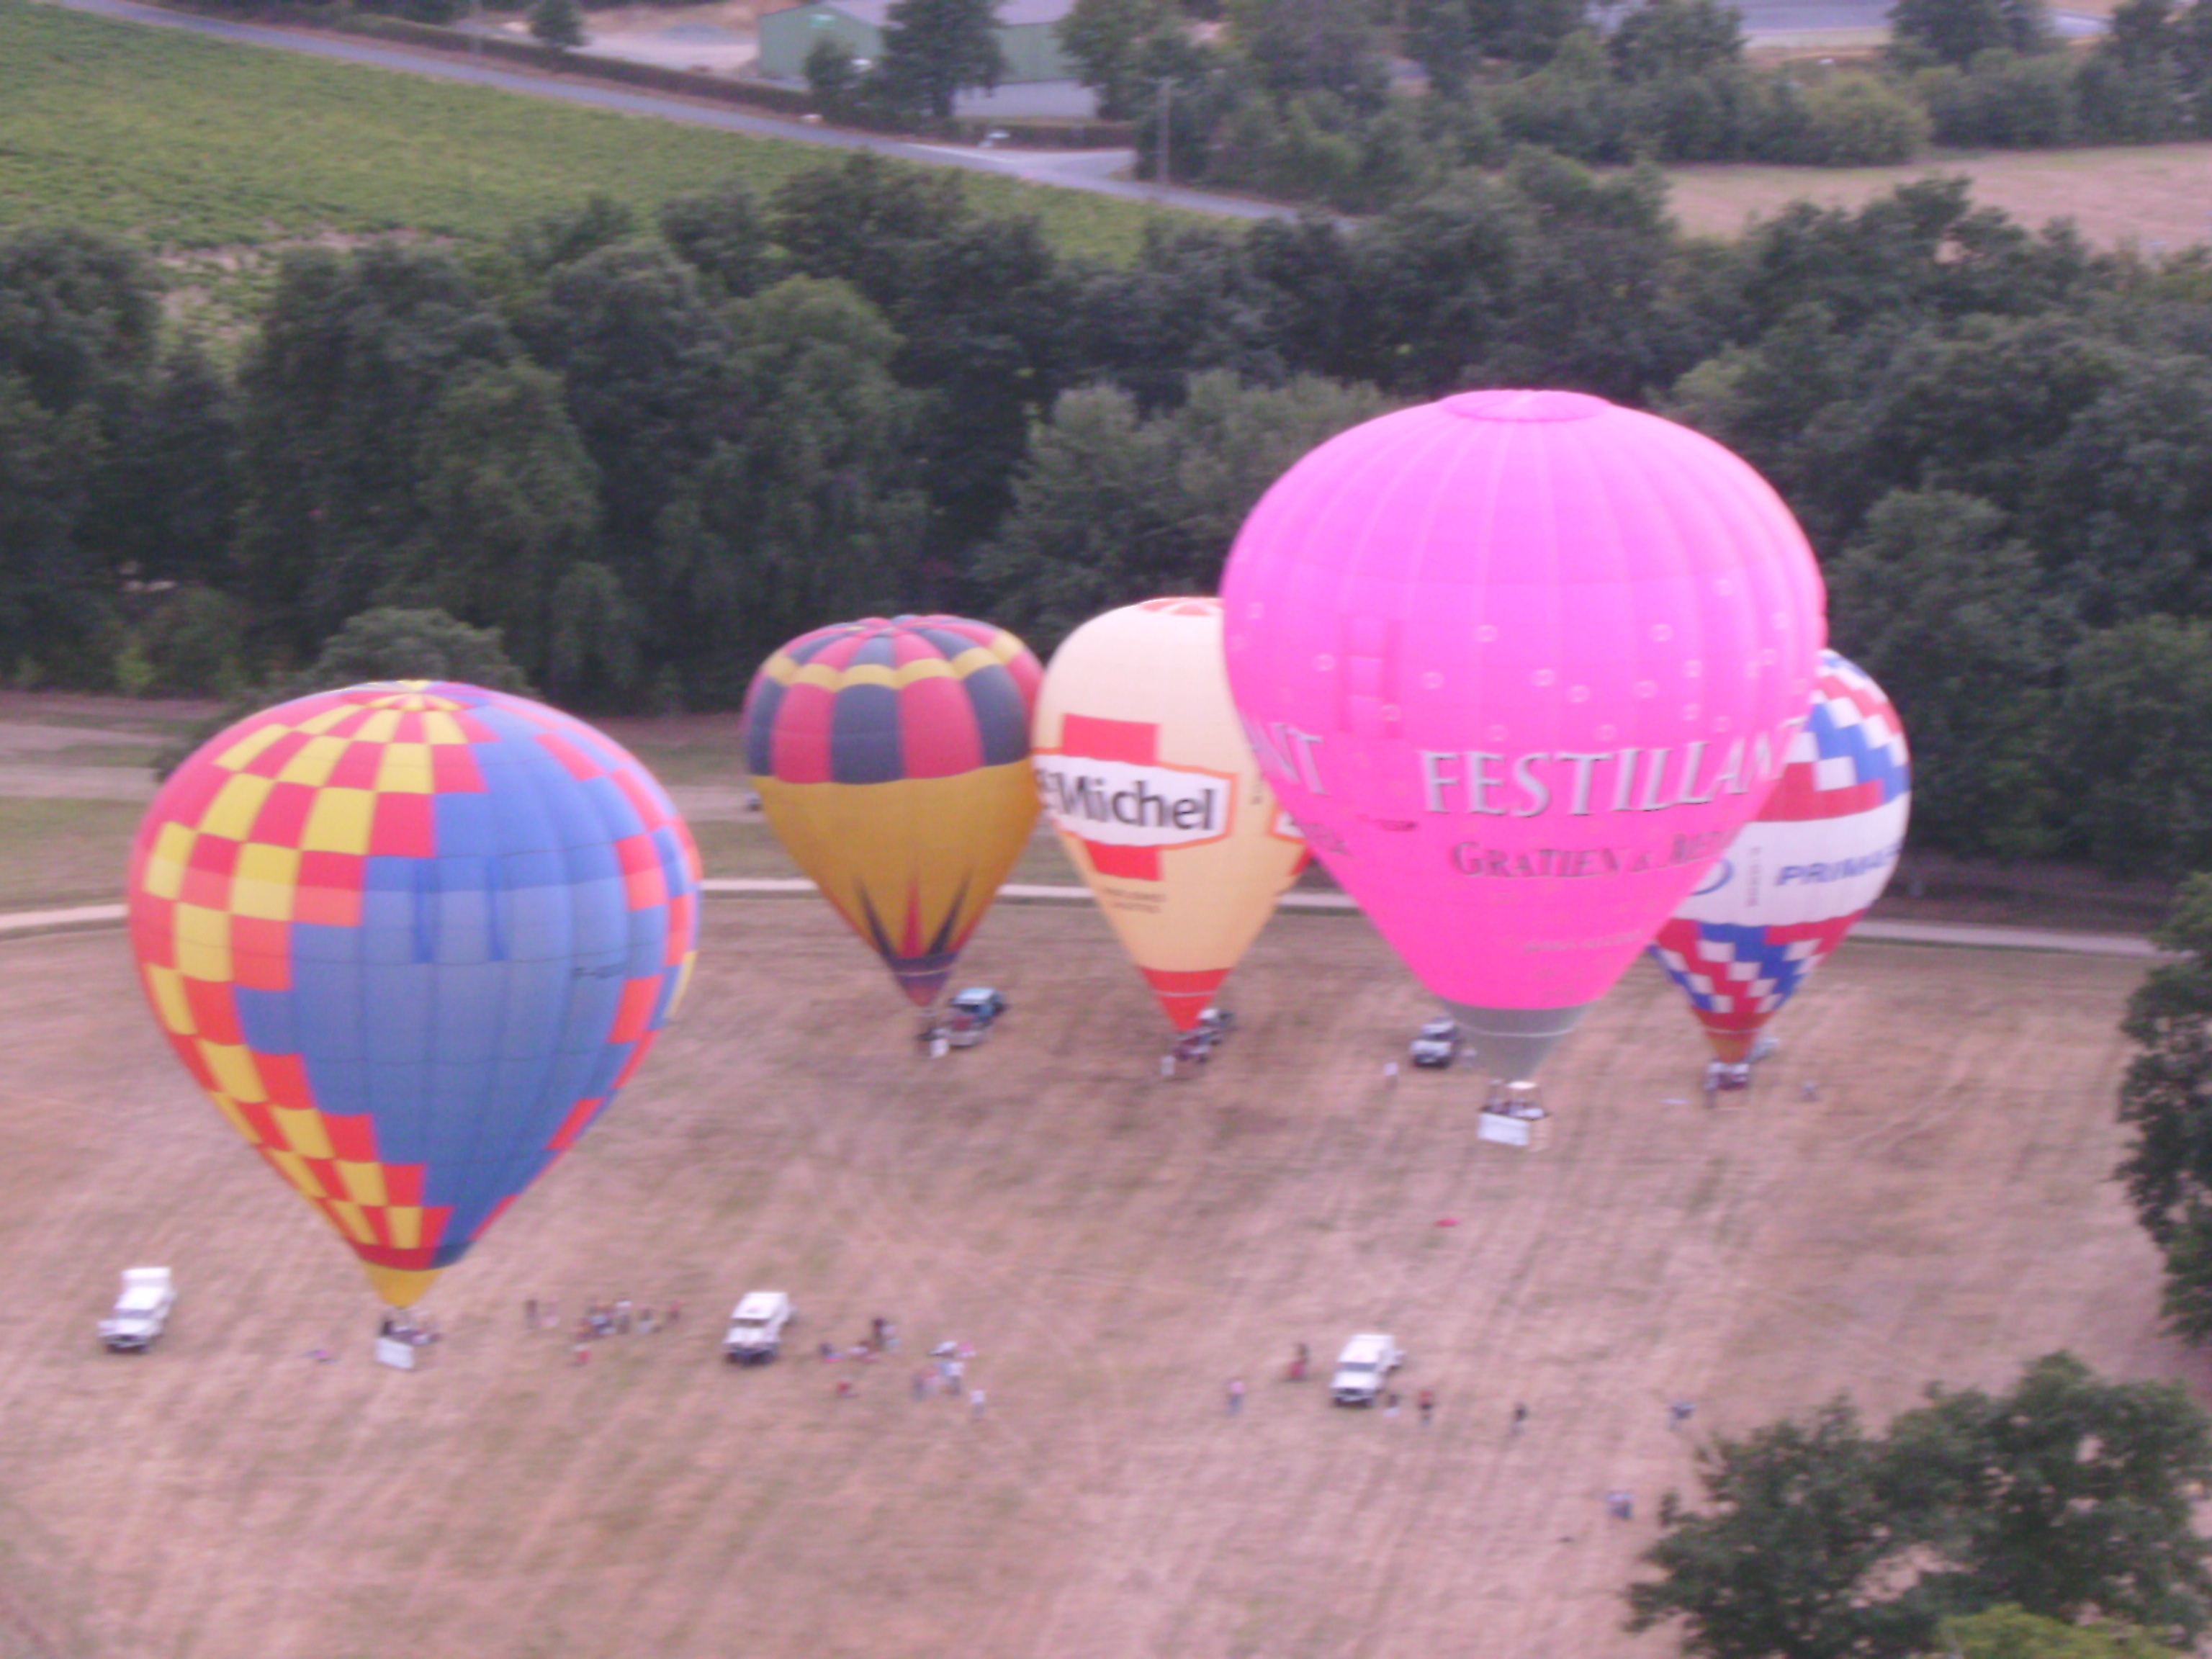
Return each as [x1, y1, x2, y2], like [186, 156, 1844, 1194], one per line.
[1228, 1377, 1246, 1416]
[1511, 1401, 1529, 1437]
[524, 1298, 538, 1331]
[1419, 1388, 1435, 1426]
[970, 1388, 987, 1419]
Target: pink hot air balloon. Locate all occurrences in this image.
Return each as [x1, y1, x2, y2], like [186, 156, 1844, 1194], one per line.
[1220, 390, 1827, 1082]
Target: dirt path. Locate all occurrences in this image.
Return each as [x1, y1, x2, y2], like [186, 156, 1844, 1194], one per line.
[1665, 142, 2212, 251]
[0, 904, 2185, 1658]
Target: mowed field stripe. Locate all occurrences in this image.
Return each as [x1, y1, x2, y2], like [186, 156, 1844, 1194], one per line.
[0, 904, 2173, 1656]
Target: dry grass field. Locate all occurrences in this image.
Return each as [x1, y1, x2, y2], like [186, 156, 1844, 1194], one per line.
[0, 891, 2187, 1658]
[1663, 140, 2212, 251]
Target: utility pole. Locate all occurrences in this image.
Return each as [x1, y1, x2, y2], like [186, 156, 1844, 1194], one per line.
[1156, 75, 1172, 189]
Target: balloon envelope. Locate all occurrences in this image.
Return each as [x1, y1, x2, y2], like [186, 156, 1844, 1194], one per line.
[127, 681, 702, 1307]
[1220, 390, 1827, 1079]
[742, 615, 1041, 1007]
[1033, 597, 1308, 1031]
[1651, 650, 1910, 1061]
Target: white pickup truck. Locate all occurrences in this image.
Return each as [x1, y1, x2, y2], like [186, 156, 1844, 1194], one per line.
[98, 1267, 175, 1353]
[1331, 1333, 1405, 1406]
[723, 1291, 795, 1364]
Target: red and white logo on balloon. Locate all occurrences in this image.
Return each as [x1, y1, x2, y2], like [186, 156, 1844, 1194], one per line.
[1033, 716, 1238, 880]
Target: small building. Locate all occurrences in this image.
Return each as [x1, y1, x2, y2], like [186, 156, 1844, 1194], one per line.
[757, 0, 1076, 85]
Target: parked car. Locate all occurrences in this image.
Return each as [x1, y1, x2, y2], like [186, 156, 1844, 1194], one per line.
[1197, 1007, 1234, 1038]
[1331, 1333, 1405, 1406]
[945, 1011, 989, 1049]
[1410, 1018, 1460, 1068]
[98, 1267, 175, 1353]
[724, 1291, 796, 1364]
[1705, 1060, 1751, 1093]
[949, 987, 1007, 1025]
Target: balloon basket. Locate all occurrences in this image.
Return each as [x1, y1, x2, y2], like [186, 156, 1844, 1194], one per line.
[1476, 1110, 1550, 1151]
[1478, 1081, 1550, 1151]
[374, 1311, 441, 1371]
[1702, 1061, 1753, 1105]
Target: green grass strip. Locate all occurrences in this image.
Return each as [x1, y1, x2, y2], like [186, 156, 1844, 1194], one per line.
[0, 0, 1172, 258]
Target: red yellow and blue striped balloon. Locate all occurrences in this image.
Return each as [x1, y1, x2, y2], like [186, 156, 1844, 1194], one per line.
[743, 616, 1041, 1007]
[126, 682, 701, 1307]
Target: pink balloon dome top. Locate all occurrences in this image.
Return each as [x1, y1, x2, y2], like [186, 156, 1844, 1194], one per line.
[1220, 390, 1827, 1074]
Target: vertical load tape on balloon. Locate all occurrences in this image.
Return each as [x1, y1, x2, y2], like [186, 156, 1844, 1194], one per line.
[127, 682, 702, 1307]
[742, 616, 1042, 1008]
[1033, 598, 1308, 1033]
[1220, 390, 1828, 1082]
[1650, 650, 1911, 1061]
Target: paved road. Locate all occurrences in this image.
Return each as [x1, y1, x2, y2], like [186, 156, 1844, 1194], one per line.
[1730, 0, 2104, 33]
[0, 883, 2162, 957]
[44, 0, 1287, 220]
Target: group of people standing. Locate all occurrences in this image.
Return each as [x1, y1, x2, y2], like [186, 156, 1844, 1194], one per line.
[520, 1295, 681, 1364]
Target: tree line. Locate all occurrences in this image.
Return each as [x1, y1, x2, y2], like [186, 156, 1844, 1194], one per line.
[4, 152, 2212, 870]
[1046, 0, 2212, 210]
[1628, 1353, 2211, 1657]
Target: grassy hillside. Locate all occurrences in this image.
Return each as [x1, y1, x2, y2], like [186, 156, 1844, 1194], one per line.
[0, 0, 1172, 261]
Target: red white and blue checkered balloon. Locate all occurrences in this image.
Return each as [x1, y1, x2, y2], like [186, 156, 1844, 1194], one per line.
[1650, 652, 1910, 1061]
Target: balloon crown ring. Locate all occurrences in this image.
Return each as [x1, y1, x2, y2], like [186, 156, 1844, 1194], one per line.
[1442, 389, 1611, 423]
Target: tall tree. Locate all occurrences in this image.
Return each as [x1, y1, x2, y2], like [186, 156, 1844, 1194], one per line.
[2057, 617, 2212, 876]
[876, 0, 1007, 120]
[512, 240, 736, 583]
[85, 343, 240, 590]
[1889, 0, 2049, 64]
[1609, 0, 1745, 78]
[0, 374, 102, 683]
[1058, 0, 1184, 117]
[2118, 876, 2212, 1341]
[1406, 0, 1485, 94]
[529, 0, 586, 53]
[1827, 489, 2068, 859]
[1628, 1355, 2212, 1658]
[974, 369, 1390, 647]
[1229, 0, 1390, 105]
[410, 361, 606, 690]
[0, 225, 159, 416]
[657, 180, 776, 301]
[654, 277, 926, 703]
[234, 244, 513, 659]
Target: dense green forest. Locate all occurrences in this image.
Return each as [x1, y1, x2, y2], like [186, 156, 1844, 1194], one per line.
[5, 146, 2212, 873]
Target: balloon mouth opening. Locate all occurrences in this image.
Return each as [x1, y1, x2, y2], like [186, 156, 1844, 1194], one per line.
[1441, 390, 1611, 424]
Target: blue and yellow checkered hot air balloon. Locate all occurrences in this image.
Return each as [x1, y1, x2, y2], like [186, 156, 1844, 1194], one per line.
[742, 616, 1041, 1008]
[125, 682, 701, 1308]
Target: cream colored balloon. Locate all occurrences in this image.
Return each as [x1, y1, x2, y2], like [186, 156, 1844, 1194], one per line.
[1033, 598, 1308, 1031]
